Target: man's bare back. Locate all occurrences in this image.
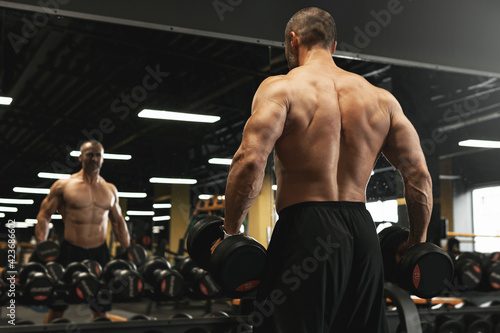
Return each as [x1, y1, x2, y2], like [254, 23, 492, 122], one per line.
[274, 61, 398, 211]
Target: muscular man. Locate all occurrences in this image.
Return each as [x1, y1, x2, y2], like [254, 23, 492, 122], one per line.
[221, 7, 432, 332]
[36, 140, 130, 323]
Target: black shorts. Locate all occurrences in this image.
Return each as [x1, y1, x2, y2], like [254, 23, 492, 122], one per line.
[50, 240, 110, 312]
[56, 240, 111, 267]
[252, 202, 389, 333]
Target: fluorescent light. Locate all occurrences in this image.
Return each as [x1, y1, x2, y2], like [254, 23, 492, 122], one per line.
[0, 206, 18, 212]
[52, 214, 62, 219]
[70, 151, 132, 160]
[153, 203, 171, 209]
[459, 139, 500, 148]
[0, 198, 34, 205]
[0, 213, 4, 218]
[127, 210, 155, 216]
[38, 172, 71, 179]
[138, 109, 220, 123]
[118, 192, 147, 198]
[150, 177, 197, 185]
[272, 185, 277, 191]
[0, 96, 12, 105]
[153, 215, 171, 221]
[208, 158, 232, 165]
[13, 187, 50, 194]
[198, 194, 212, 200]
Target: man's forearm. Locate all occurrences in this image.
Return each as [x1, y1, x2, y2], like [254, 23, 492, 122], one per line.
[113, 222, 130, 248]
[35, 217, 50, 243]
[404, 174, 433, 244]
[224, 159, 265, 234]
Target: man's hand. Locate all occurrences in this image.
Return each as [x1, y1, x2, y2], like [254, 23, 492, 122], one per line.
[395, 239, 417, 264]
[210, 238, 223, 254]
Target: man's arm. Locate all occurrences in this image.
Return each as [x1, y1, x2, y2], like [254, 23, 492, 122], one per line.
[382, 96, 433, 248]
[35, 180, 64, 243]
[108, 184, 130, 249]
[224, 77, 289, 235]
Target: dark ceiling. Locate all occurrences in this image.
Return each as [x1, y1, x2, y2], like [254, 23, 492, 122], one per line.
[1, 7, 500, 224]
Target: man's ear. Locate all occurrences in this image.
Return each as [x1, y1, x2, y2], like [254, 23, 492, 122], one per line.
[331, 41, 337, 55]
[290, 31, 298, 50]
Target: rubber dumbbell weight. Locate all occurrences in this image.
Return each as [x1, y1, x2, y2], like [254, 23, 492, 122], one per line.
[18, 262, 54, 304]
[186, 216, 266, 297]
[62, 262, 101, 302]
[82, 259, 103, 279]
[453, 252, 483, 291]
[118, 244, 149, 268]
[379, 224, 454, 298]
[139, 258, 184, 300]
[30, 240, 60, 263]
[102, 259, 144, 301]
[175, 257, 220, 299]
[479, 252, 500, 291]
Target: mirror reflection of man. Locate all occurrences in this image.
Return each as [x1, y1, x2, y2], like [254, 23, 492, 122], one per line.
[35, 140, 130, 323]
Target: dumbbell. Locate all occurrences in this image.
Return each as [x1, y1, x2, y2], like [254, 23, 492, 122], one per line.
[118, 244, 149, 268]
[102, 259, 144, 301]
[175, 257, 220, 299]
[82, 259, 103, 279]
[480, 252, 500, 291]
[139, 258, 184, 300]
[378, 224, 454, 298]
[454, 252, 483, 290]
[30, 240, 60, 263]
[17, 262, 54, 303]
[62, 262, 101, 302]
[186, 215, 266, 297]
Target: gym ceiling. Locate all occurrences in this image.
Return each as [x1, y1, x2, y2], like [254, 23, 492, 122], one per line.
[1, 1, 499, 223]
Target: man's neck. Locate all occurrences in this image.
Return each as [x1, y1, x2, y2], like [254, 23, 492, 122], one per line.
[77, 169, 100, 184]
[299, 47, 336, 67]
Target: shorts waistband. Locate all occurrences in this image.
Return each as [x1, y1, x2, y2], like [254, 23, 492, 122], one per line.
[62, 239, 107, 251]
[278, 201, 366, 216]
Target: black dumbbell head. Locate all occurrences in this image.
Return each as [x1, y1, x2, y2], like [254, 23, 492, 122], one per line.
[379, 225, 408, 283]
[72, 271, 101, 300]
[123, 244, 148, 268]
[154, 269, 184, 299]
[82, 259, 103, 279]
[399, 242, 454, 298]
[102, 259, 133, 282]
[19, 262, 48, 283]
[109, 270, 144, 300]
[140, 258, 171, 285]
[211, 234, 266, 297]
[45, 262, 65, 282]
[454, 255, 483, 290]
[25, 271, 54, 302]
[187, 216, 224, 270]
[32, 241, 60, 263]
[62, 262, 90, 285]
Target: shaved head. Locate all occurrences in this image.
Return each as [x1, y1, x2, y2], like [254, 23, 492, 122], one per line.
[285, 7, 337, 51]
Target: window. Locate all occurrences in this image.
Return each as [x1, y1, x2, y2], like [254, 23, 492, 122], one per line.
[472, 186, 500, 252]
[366, 199, 398, 223]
